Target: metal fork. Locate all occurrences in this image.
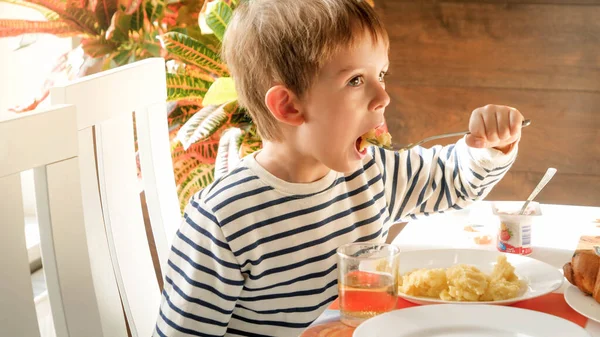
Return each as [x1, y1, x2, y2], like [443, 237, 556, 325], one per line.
[367, 119, 531, 152]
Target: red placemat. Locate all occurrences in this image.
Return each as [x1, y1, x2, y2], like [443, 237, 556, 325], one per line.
[300, 293, 588, 337]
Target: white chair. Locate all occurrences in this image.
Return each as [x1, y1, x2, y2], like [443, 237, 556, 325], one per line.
[49, 57, 181, 337]
[0, 105, 104, 337]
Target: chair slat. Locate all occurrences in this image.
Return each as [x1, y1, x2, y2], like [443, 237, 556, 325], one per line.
[0, 173, 41, 337]
[95, 115, 160, 337]
[136, 102, 181, 274]
[35, 159, 104, 337]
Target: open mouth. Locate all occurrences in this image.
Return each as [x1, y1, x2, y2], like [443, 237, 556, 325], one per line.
[356, 128, 392, 154]
[355, 137, 369, 154]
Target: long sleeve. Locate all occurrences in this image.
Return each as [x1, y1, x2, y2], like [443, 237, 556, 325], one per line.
[372, 136, 518, 222]
[155, 195, 244, 337]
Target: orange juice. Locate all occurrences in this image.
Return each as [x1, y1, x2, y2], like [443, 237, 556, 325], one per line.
[338, 271, 397, 326]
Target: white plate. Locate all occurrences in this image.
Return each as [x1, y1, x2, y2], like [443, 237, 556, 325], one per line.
[353, 304, 590, 337]
[398, 249, 563, 305]
[565, 284, 600, 323]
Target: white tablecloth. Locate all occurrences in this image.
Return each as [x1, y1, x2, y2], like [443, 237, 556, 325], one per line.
[309, 201, 600, 335]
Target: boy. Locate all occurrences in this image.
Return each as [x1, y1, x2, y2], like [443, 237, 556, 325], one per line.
[155, 0, 523, 336]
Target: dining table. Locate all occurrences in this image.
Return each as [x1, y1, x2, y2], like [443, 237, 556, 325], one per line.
[303, 201, 600, 336]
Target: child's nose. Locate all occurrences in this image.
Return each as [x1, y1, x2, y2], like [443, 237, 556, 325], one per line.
[369, 83, 390, 112]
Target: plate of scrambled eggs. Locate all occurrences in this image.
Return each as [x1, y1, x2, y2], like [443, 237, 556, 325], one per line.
[397, 249, 563, 305]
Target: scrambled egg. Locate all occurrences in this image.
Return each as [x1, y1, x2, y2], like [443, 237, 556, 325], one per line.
[399, 255, 523, 302]
[359, 129, 392, 151]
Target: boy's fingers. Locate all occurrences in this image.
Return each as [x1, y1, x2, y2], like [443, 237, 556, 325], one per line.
[465, 134, 486, 148]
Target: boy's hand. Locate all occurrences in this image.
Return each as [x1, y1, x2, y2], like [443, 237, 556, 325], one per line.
[465, 104, 524, 154]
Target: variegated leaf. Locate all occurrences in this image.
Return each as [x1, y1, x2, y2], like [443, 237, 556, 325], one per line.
[173, 159, 215, 210]
[18, 0, 98, 35]
[214, 127, 242, 180]
[64, 6, 101, 35]
[177, 101, 237, 149]
[166, 73, 212, 101]
[144, 0, 165, 23]
[183, 64, 215, 82]
[237, 126, 262, 158]
[118, 0, 141, 14]
[81, 37, 117, 57]
[93, 0, 118, 30]
[228, 105, 252, 127]
[161, 31, 228, 76]
[0, 0, 60, 20]
[202, 77, 237, 106]
[205, 0, 232, 42]
[172, 132, 220, 164]
[0, 19, 81, 37]
[104, 10, 130, 41]
[167, 102, 202, 130]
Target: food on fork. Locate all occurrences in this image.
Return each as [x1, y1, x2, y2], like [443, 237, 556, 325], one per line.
[563, 249, 600, 304]
[358, 128, 392, 152]
[399, 255, 523, 302]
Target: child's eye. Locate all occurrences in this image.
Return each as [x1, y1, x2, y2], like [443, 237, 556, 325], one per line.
[378, 71, 388, 82]
[348, 76, 364, 87]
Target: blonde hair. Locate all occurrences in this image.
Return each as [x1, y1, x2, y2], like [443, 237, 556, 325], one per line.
[222, 0, 388, 140]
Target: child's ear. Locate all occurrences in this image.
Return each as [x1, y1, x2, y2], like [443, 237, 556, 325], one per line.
[265, 85, 304, 126]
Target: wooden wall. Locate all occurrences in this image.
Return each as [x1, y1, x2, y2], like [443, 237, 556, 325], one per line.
[375, 0, 600, 207]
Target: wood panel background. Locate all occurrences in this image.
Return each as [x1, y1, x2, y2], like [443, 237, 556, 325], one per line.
[374, 0, 600, 207]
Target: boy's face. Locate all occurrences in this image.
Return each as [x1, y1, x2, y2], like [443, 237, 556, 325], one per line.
[296, 32, 390, 173]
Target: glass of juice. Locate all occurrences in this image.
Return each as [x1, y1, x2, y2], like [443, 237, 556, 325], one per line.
[336, 242, 400, 327]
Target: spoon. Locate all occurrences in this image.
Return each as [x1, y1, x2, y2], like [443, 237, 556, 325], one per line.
[594, 246, 600, 257]
[519, 168, 557, 215]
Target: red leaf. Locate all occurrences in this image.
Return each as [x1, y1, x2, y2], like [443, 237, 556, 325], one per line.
[0, 19, 82, 37]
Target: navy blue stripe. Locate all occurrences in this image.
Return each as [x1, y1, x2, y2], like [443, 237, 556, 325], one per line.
[164, 291, 228, 327]
[234, 175, 382, 253]
[238, 199, 386, 270]
[171, 246, 244, 286]
[396, 153, 424, 221]
[379, 147, 387, 185]
[470, 168, 485, 181]
[165, 276, 233, 315]
[168, 260, 239, 302]
[237, 295, 337, 314]
[231, 313, 312, 329]
[218, 159, 376, 228]
[226, 328, 273, 337]
[176, 231, 239, 269]
[416, 173, 431, 210]
[387, 151, 401, 219]
[183, 214, 230, 250]
[204, 168, 249, 198]
[228, 175, 382, 243]
[240, 280, 337, 302]
[454, 150, 470, 198]
[244, 264, 337, 292]
[480, 176, 503, 188]
[354, 226, 383, 243]
[205, 175, 261, 203]
[155, 326, 167, 337]
[159, 310, 220, 337]
[486, 168, 510, 178]
[190, 199, 220, 224]
[242, 207, 386, 280]
[214, 185, 275, 212]
[433, 159, 447, 212]
[484, 160, 514, 173]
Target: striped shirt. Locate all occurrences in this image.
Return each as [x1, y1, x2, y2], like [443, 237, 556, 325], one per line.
[155, 138, 517, 336]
